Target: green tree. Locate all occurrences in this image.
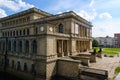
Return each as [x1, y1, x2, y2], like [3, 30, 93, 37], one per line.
[92, 39, 99, 47]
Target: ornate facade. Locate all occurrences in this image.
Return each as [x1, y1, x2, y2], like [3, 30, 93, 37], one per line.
[0, 8, 92, 80]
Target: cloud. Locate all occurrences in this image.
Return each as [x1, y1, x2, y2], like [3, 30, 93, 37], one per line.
[77, 9, 97, 21]
[0, 0, 34, 18]
[0, 8, 7, 18]
[46, 0, 80, 12]
[16, 0, 34, 10]
[99, 12, 112, 20]
[89, 0, 94, 7]
[0, 0, 34, 11]
[93, 19, 120, 37]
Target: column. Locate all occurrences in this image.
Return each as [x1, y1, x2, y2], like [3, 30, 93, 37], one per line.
[80, 41, 82, 52]
[62, 40, 64, 57]
[57, 40, 62, 57]
[81, 26, 82, 37]
[83, 41, 85, 51]
[81, 41, 83, 52]
[67, 40, 69, 56]
[78, 41, 80, 52]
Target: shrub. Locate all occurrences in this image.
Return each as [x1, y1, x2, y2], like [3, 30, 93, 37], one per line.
[115, 67, 120, 74]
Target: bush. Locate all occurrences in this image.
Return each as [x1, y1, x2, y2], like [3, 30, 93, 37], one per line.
[92, 39, 99, 47]
[109, 55, 114, 58]
[115, 67, 120, 74]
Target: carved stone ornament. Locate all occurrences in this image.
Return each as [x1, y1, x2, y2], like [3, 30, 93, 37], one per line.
[49, 27, 53, 31]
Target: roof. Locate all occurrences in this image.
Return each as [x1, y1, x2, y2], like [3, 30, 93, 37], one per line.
[34, 11, 92, 27]
[0, 7, 52, 22]
[0, 7, 92, 27]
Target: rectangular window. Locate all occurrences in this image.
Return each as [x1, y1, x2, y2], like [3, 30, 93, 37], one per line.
[75, 23, 79, 34]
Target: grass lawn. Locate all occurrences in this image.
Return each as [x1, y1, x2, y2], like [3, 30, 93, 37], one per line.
[93, 48, 120, 54]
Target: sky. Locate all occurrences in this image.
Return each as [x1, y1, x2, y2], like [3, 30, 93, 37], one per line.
[0, 0, 120, 37]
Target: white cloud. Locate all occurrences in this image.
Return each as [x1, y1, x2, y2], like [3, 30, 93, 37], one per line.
[77, 9, 97, 21]
[0, 8, 7, 18]
[93, 19, 120, 37]
[0, 0, 34, 17]
[46, 0, 79, 12]
[0, 0, 34, 11]
[89, 0, 94, 7]
[93, 0, 120, 13]
[16, 0, 34, 10]
[99, 12, 112, 20]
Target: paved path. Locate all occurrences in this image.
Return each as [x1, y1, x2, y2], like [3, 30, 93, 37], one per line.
[89, 55, 120, 79]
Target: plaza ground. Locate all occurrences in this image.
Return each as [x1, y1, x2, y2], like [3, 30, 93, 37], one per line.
[90, 54, 120, 80]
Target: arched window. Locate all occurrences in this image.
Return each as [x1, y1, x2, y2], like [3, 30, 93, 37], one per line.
[8, 32, 9, 37]
[13, 41, 16, 52]
[58, 24, 63, 33]
[31, 40, 37, 54]
[4, 32, 6, 36]
[13, 31, 15, 36]
[18, 41, 22, 53]
[20, 30, 22, 36]
[10, 31, 12, 37]
[8, 41, 11, 51]
[2, 41, 5, 51]
[23, 29, 25, 35]
[27, 29, 29, 35]
[2, 32, 4, 37]
[24, 63, 27, 71]
[11, 60, 14, 68]
[25, 40, 29, 53]
[16, 30, 18, 36]
[6, 59, 9, 67]
[17, 61, 21, 70]
[31, 64, 36, 74]
[0, 41, 1, 50]
[1, 59, 4, 65]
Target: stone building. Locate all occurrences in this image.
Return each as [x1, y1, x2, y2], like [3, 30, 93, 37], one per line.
[95, 36, 115, 47]
[0, 8, 92, 80]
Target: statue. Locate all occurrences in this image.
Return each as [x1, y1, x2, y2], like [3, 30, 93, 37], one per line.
[92, 48, 96, 55]
[98, 48, 102, 53]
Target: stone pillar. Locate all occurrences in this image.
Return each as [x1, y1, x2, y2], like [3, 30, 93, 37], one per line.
[90, 40, 92, 50]
[81, 26, 83, 37]
[57, 40, 62, 57]
[86, 41, 88, 50]
[80, 41, 81, 52]
[83, 41, 85, 51]
[67, 40, 70, 56]
[88, 41, 90, 50]
[62, 40, 64, 57]
[82, 41, 84, 52]
[80, 26, 82, 37]
[70, 39, 76, 55]
[78, 41, 80, 52]
[66, 40, 68, 56]
[81, 41, 83, 52]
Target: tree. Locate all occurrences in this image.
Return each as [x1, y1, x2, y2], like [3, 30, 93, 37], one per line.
[92, 39, 99, 47]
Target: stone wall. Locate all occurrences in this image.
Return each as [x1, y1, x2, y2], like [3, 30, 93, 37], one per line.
[46, 60, 57, 80]
[57, 59, 80, 78]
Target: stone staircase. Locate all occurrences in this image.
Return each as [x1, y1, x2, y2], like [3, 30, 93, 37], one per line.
[79, 67, 108, 80]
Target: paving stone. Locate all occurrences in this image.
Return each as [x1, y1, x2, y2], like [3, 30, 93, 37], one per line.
[89, 55, 120, 79]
